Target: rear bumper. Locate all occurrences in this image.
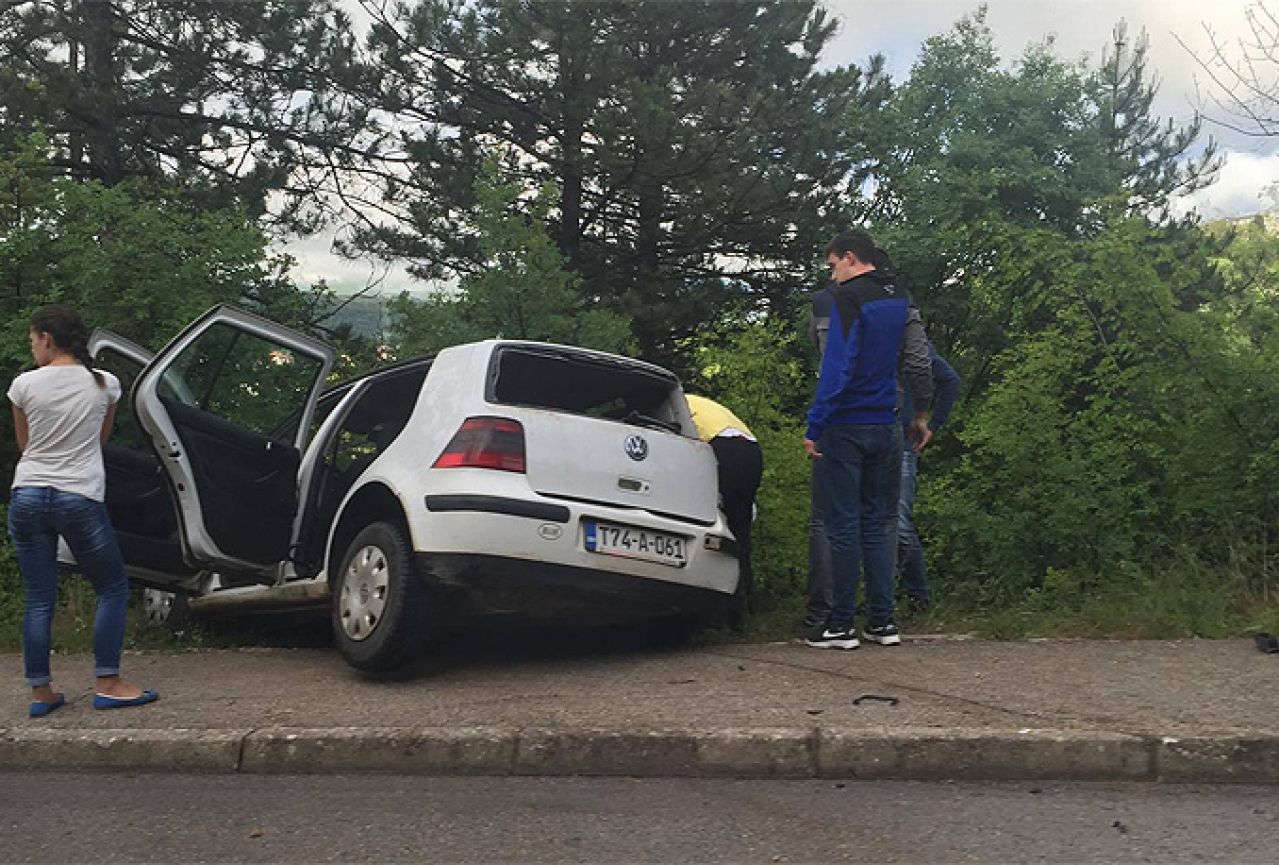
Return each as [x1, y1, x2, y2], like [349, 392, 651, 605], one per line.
[410, 488, 740, 597]
[416, 552, 731, 620]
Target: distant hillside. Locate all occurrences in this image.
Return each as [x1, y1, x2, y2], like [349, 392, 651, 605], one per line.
[1211, 211, 1279, 233]
[322, 294, 389, 340]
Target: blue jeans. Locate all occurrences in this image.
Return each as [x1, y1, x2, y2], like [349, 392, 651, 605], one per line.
[7, 487, 130, 687]
[815, 424, 902, 628]
[897, 449, 930, 602]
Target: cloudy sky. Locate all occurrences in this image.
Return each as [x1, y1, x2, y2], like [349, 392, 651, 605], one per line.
[822, 0, 1279, 216]
[287, 0, 1279, 292]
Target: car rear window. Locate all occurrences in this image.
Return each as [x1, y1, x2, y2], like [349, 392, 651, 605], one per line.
[488, 345, 691, 436]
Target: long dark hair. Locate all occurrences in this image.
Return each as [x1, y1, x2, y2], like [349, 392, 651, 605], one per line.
[825, 228, 894, 271]
[30, 305, 105, 388]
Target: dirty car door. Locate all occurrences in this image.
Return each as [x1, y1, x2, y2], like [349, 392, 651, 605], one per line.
[131, 306, 334, 574]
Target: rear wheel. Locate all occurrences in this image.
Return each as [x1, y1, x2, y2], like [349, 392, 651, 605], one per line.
[140, 587, 192, 632]
[331, 521, 426, 672]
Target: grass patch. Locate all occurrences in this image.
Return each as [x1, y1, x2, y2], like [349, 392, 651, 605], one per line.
[0, 575, 235, 655]
[912, 563, 1279, 640]
[739, 557, 1279, 643]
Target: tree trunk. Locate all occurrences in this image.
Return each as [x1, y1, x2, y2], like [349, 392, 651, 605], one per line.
[79, 0, 124, 186]
[636, 174, 661, 276]
[556, 15, 585, 270]
[67, 1, 82, 171]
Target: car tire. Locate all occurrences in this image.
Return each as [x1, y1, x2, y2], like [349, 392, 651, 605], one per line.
[331, 521, 426, 672]
[141, 587, 192, 632]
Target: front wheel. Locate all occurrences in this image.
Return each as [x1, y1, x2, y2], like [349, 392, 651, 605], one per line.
[331, 521, 426, 672]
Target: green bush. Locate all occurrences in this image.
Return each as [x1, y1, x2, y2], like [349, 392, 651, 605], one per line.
[687, 317, 814, 610]
[0, 505, 22, 644]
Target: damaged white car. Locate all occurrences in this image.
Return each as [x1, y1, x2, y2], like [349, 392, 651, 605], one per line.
[89, 306, 741, 671]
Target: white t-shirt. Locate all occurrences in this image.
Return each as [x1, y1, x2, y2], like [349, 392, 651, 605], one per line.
[8, 365, 122, 502]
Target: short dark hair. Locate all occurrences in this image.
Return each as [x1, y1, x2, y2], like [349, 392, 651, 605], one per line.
[825, 229, 893, 270]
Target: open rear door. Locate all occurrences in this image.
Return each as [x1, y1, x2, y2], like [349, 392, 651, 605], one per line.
[131, 306, 334, 575]
[87, 331, 198, 588]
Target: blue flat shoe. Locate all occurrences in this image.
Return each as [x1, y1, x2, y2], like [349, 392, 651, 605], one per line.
[93, 689, 159, 710]
[29, 694, 66, 719]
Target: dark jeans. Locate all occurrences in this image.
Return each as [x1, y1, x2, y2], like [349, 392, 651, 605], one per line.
[814, 423, 902, 629]
[805, 468, 833, 625]
[7, 486, 130, 687]
[896, 449, 930, 602]
[709, 436, 764, 599]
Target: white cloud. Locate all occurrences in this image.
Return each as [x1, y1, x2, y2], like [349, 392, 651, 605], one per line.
[822, 0, 1257, 123]
[277, 227, 423, 297]
[1177, 149, 1279, 218]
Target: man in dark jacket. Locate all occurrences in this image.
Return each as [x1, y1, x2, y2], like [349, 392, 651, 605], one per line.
[897, 346, 961, 610]
[802, 281, 837, 632]
[803, 229, 933, 649]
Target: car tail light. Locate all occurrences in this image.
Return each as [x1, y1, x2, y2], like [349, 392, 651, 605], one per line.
[432, 416, 526, 473]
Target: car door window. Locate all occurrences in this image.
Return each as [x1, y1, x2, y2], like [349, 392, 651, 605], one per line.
[162, 322, 323, 439]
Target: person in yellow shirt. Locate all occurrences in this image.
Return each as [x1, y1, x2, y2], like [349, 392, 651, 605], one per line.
[686, 394, 763, 628]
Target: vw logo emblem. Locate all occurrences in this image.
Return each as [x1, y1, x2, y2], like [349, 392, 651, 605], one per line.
[624, 434, 649, 461]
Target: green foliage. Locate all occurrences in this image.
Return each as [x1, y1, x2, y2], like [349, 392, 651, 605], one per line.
[0, 135, 266, 342]
[0, 505, 22, 643]
[833, 11, 1277, 630]
[923, 210, 1277, 607]
[688, 317, 812, 609]
[0, 139, 374, 476]
[388, 159, 633, 357]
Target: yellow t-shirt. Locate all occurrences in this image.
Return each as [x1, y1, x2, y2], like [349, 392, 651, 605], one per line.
[686, 394, 756, 443]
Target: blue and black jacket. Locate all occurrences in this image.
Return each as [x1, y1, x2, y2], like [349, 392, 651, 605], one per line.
[806, 270, 934, 442]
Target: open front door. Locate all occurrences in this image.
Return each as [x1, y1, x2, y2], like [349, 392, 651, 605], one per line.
[132, 306, 334, 575]
[87, 331, 198, 588]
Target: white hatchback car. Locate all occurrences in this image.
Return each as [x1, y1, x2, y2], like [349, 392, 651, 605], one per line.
[89, 305, 741, 670]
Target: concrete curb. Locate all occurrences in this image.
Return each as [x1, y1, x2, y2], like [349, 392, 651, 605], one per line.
[0, 727, 246, 772]
[2, 725, 1277, 782]
[1155, 734, 1279, 784]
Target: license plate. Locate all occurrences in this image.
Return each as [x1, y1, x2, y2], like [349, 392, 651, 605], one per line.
[584, 520, 687, 568]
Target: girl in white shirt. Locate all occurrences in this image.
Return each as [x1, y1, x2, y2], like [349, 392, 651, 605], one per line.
[7, 305, 158, 717]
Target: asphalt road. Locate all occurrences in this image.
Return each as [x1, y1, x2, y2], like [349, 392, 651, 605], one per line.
[2, 774, 1277, 864]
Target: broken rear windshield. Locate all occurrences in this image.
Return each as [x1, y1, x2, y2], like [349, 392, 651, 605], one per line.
[488, 345, 689, 436]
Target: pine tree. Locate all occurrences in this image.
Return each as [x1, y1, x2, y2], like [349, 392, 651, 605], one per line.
[0, 0, 370, 224]
[363, 0, 889, 366]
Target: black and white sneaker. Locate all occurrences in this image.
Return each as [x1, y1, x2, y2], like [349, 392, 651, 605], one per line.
[805, 626, 860, 650]
[863, 620, 902, 646]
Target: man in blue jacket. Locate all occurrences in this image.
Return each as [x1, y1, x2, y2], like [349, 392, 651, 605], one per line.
[804, 229, 933, 649]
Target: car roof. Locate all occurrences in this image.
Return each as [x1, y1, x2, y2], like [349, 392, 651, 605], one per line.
[327, 339, 677, 394]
